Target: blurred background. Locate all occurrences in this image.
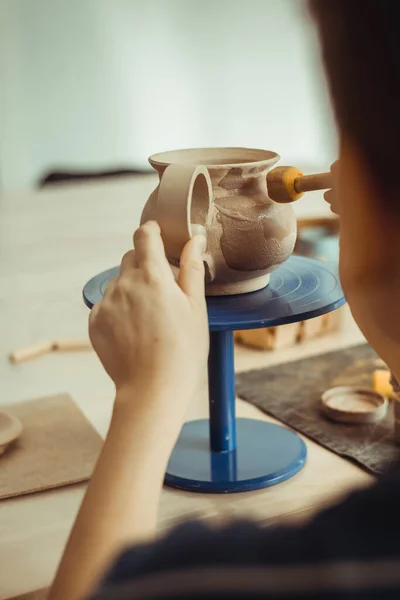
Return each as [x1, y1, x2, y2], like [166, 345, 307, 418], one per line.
[0, 0, 337, 193]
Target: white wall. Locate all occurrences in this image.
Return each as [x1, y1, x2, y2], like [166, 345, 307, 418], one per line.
[0, 0, 337, 192]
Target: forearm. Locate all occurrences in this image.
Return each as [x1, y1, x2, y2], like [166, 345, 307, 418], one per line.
[49, 388, 178, 600]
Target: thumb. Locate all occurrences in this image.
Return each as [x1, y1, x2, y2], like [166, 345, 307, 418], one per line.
[178, 231, 207, 299]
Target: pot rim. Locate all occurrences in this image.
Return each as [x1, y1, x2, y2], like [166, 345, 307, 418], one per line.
[149, 147, 280, 170]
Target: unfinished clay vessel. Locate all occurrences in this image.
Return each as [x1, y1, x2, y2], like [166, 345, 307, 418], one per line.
[140, 147, 297, 295]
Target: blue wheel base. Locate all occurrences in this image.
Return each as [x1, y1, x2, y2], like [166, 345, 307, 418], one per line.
[165, 418, 307, 493]
[82, 256, 340, 494]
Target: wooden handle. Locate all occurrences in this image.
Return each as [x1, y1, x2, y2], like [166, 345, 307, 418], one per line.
[294, 172, 332, 194]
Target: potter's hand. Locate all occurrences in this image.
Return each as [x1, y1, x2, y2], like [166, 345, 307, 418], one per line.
[53, 222, 208, 600]
[324, 161, 340, 215]
[89, 221, 209, 425]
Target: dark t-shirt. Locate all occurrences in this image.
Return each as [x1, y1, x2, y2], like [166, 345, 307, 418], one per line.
[90, 469, 400, 599]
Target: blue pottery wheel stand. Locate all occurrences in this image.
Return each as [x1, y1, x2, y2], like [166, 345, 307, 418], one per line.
[83, 255, 345, 494]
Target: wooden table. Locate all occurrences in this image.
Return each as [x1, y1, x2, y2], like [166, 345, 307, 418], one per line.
[0, 177, 371, 600]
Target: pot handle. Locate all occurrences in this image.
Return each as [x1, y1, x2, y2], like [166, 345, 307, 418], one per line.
[157, 164, 213, 260]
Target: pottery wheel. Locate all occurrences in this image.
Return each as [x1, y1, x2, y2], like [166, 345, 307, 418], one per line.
[83, 256, 345, 493]
[83, 255, 344, 331]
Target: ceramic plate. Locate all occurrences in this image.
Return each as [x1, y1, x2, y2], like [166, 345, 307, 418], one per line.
[0, 411, 23, 452]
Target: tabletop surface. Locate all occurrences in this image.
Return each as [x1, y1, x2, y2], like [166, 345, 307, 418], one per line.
[0, 176, 369, 600]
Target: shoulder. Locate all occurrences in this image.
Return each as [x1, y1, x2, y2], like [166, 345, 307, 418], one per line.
[103, 519, 266, 583]
[89, 519, 272, 599]
[89, 470, 400, 598]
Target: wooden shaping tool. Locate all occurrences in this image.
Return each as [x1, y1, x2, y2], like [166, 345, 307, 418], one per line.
[9, 339, 92, 364]
[9, 341, 54, 364]
[267, 166, 332, 203]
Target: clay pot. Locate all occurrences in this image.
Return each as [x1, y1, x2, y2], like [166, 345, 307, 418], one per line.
[140, 148, 297, 296]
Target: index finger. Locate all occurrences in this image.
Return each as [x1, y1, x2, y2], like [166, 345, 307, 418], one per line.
[133, 221, 172, 276]
[178, 234, 207, 299]
[119, 250, 137, 274]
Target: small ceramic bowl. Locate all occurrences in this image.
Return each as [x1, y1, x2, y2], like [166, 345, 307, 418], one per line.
[0, 411, 23, 455]
[321, 386, 388, 424]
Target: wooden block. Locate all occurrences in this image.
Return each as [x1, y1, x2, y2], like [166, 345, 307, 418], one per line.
[301, 316, 324, 341]
[270, 323, 301, 350]
[235, 322, 303, 352]
[235, 308, 344, 353]
[372, 369, 393, 398]
[234, 329, 273, 350]
[322, 306, 345, 333]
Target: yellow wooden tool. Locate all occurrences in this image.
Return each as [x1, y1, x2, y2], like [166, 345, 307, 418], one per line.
[267, 166, 332, 203]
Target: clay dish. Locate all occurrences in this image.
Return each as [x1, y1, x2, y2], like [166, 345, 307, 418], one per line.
[321, 386, 388, 424]
[0, 411, 23, 455]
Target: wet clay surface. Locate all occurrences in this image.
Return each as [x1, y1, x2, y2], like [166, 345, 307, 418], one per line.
[217, 199, 296, 271]
[214, 165, 296, 272]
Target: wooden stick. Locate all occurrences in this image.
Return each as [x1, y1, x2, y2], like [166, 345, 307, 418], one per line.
[9, 339, 92, 364]
[9, 341, 54, 364]
[294, 172, 332, 194]
[53, 339, 92, 352]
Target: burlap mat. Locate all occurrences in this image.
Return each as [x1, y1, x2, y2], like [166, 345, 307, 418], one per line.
[0, 394, 103, 500]
[237, 344, 400, 476]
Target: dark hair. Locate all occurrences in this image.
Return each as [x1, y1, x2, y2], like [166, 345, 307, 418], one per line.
[310, 1, 400, 198]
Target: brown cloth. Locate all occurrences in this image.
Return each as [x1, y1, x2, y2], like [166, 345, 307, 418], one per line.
[0, 394, 103, 500]
[236, 344, 400, 476]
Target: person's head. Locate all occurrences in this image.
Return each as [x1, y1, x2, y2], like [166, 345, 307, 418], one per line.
[311, 1, 400, 207]
[310, 1, 400, 362]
